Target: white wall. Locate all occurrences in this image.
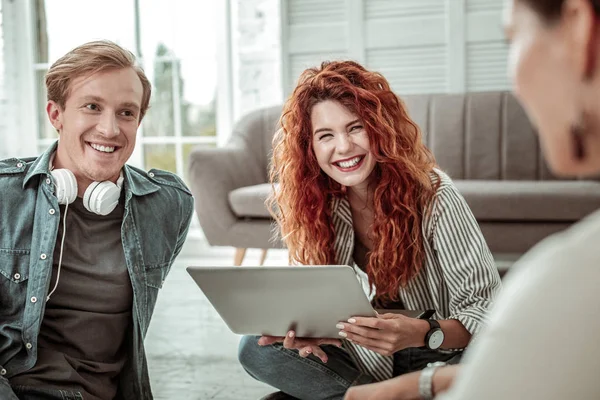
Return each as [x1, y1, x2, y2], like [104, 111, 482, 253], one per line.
[231, 0, 283, 124]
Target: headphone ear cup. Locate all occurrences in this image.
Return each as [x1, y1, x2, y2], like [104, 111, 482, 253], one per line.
[51, 169, 77, 205]
[83, 180, 121, 216]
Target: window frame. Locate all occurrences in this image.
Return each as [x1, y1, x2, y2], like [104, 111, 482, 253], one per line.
[3, 0, 234, 170]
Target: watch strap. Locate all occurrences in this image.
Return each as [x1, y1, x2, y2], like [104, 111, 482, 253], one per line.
[418, 361, 447, 400]
[426, 319, 441, 330]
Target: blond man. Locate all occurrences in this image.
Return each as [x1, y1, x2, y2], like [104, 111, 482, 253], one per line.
[0, 40, 193, 400]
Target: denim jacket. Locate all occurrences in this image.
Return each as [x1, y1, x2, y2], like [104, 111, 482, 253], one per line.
[0, 143, 194, 399]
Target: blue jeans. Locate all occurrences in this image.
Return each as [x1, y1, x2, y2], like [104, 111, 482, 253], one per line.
[238, 335, 461, 400]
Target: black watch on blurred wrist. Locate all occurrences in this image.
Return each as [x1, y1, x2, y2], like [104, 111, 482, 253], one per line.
[424, 319, 444, 350]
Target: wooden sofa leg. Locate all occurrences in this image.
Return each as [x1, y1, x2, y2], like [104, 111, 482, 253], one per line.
[234, 248, 247, 266]
[259, 249, 268, 266]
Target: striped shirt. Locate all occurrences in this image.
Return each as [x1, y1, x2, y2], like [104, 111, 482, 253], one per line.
[331, 169, 502, 381]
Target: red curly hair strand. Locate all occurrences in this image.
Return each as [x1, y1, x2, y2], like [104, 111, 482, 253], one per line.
[268, 61, 438, 304]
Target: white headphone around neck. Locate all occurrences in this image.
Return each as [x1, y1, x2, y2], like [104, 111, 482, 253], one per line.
[50, 168, 124, 216]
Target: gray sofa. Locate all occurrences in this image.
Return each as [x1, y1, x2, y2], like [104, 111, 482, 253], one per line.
[188, 91, 600, 265]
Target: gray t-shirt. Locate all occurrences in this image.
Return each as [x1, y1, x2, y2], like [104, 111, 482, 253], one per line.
[11, 197, 133, 400]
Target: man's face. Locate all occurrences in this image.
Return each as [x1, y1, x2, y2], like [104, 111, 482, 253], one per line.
[48, 67, 143, 189]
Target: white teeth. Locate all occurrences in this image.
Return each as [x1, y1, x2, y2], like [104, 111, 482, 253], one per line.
[90, 143, 116, 153]
[337, 156, 361, 168]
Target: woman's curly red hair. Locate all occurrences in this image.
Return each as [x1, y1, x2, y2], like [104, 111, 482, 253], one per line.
[268, 60, 438, 303]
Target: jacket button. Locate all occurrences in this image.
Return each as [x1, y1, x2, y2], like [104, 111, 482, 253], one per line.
[49, 209, 56, 215]
[31, 297, 37, 303]
[46, 178, 51, 185]
[13, 273, 20, 280]
[0, 368, 6, 375]
[16, 162, 23, 168]
[148, 172, 155, 178]
[40, 254, 47, 260]
[25, 343, 33, 350]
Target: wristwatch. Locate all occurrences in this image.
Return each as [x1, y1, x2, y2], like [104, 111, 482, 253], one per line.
[424, 319, 444, 350]
[419, 361, 447, 400]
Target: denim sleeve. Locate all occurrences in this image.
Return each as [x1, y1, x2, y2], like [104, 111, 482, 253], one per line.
[0, 376, 19, 400]
[171, 194, 194, 262]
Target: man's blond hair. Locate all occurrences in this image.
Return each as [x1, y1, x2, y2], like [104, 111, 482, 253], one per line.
[46, 40, 151, 121]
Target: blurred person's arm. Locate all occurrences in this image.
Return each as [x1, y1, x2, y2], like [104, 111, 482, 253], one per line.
[436, 225, 600, 400]
[344, 365, 459, 400]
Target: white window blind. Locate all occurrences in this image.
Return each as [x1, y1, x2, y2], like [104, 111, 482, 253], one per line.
[282, 0, 347, 94]
[465, 0, 509, 91]
[365, 0, 448, 94]
[281, 0, 509, 97]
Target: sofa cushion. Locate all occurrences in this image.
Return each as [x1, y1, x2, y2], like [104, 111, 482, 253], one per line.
[229, 180, 600, 222]
[455, 180, 600, 222]
[229, 184, 273, 218]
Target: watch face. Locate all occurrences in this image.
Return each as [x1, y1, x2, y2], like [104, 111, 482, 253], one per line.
[428, 330, 444, 349]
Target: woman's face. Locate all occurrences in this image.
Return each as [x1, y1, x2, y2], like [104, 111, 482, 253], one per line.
[310, 100, 377, 193]
[505, 0, 600, 176]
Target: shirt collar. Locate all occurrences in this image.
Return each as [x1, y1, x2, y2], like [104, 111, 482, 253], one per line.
[24, 141, 160, 197]
[23, 141, 56, 188]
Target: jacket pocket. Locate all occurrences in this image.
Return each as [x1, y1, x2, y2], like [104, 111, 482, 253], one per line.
[144, 262, 171, 290]
[141, 262, 171, 331]
[0, 249, 30, 283]
[0, 249, 30, 318]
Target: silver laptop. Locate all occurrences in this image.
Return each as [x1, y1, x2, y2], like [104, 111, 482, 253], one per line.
[186, 265, 427, 338]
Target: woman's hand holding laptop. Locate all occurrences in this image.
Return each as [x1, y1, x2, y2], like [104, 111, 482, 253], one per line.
[257, 312, 425, 362]
[336, 312, 427, 356]
[258, 331, 342, 363]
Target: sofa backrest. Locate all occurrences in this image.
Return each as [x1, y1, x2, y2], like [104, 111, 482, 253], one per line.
[227, 105, 282, 182]
[402, 91, 560, 181]
[229, 91, 569, 183]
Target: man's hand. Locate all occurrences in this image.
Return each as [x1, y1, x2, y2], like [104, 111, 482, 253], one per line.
[258, 331, 342, 363]
[336, 313, 426, 356]
[344, 365, 460, 400]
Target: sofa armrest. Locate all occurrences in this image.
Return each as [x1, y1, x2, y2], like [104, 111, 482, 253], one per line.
[188, 145, 267, 245]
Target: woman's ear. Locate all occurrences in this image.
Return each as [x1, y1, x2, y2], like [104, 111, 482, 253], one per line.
[563, 0, 599, 80]
[570, 114, 587, 160]
[46, 100, 63, 133]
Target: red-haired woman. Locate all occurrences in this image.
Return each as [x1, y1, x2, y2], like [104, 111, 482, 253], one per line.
[238, 61, 501, 400]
